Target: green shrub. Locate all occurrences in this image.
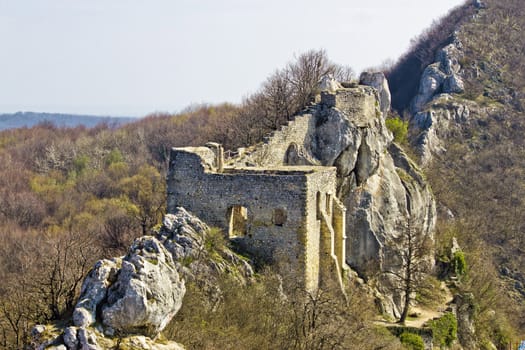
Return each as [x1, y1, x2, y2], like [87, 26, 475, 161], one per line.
[73, 154, 90, 174]
[429, 312, 457, 348]
[205, 227, 227, 253]
[385, 116, 409, 144]
[399, 332, 424, 350]
[105, 148, 125, 166]
[452, 251, 467, 277]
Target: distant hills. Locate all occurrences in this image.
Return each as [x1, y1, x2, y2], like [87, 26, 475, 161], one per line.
[0, 111, 138, 131]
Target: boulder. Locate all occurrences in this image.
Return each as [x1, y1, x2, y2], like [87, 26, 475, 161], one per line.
[63, 327, 78, 350]
[73, 258, 120, 328]
[101, 236, 185, 337]
[76, 328, 98, 350]
[72, 236, 185, 338]
[35, 206, 257, 349]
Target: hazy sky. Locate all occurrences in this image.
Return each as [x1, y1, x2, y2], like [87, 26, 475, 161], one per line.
[0, 0, 466, 116]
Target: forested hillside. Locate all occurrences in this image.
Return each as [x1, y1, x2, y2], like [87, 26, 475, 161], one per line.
[387, 0, 525, 346]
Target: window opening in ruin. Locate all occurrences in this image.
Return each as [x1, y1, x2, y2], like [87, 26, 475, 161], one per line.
[325, 193, 332, 216]
[316, 191, 323, 219]
[272, 208, 288, 226]
[228, 205, 248, 238]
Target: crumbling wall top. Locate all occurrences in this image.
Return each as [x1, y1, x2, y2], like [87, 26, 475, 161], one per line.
[171, 146, 336, 177]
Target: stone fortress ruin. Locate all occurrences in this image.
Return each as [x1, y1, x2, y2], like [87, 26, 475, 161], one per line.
[167, 74, 435, 316]
[167, 143, 347, 293]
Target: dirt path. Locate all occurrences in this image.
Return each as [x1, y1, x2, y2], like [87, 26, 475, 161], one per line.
[376, 282, 454, 328]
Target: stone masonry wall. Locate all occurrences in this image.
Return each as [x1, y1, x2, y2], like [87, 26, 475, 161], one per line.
[236, 112, 318, 167]
[167, 146, 339, 292]
[304, 167, 338, 290]
[320, 88, 379, 127]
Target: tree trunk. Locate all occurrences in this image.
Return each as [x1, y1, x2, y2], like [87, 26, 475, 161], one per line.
[398, 287, 411, 324]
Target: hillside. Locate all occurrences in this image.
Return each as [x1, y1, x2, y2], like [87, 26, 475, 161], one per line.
[0, 111, 136, 130]
[387, 0, 525, 345]
[1, 1, 525, 349]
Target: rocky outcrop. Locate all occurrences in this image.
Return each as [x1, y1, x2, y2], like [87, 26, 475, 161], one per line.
[318, 74, 343, 93]
[31, 324, 185, 350]
[407, 37, 478, 165]
[33, 208, 254, 349]
[474, 0, 486, 9]
[454, 293, 477, 350]
[36, 235, 187, 349]
[410, 94, 479, 165]
[73, 236, 185, 337]
[158, 207, 254, 295]
[230, 83, 435, 318]
[360, 71, 392, 117]
[411, 38, 465, 114]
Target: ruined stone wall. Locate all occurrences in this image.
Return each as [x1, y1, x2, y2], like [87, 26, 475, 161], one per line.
[321, 88, 379, 127]
[233, 87, 383, 169]
[236, 112, 317, 167]
[303, 167, 338, 290]
[167, 146, 339, 292]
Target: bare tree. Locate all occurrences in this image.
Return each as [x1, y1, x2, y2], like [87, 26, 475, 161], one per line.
[228, 49, 356, 151]
[385, 217, 432, 324]
[287, 49, 355, 109]
[30, 230, 99, 321]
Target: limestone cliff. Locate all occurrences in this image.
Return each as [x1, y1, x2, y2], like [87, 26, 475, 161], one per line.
[407, 35, 484, 166]
[230, 77, 436, 317]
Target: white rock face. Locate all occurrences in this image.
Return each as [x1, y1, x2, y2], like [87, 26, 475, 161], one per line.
[360, 71, 392, 117]
[73, 258, 120, 328]
[407, 37, 475, 165]
[73, 236, 185, 338]
[411, 40, 465, 114]
[410, 95, 475, 165]
[35, 207, 255, 349]
[412, 64, 448, 113]
[101, 236, 185, 337]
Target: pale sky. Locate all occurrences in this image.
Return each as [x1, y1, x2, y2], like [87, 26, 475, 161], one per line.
[0, 0, 466, 116]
